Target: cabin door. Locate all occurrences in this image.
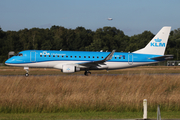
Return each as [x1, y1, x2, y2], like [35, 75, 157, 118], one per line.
[30, 51, 36, 62]
[128, 54, 133, 65]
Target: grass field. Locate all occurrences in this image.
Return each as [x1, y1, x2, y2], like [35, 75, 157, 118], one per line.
[0, 111, 180, 119]
[0, 66, 180, 119]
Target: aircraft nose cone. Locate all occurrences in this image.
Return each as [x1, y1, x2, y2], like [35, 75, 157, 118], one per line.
[5, 60, 9, 65]
[5, 59, 12, 65]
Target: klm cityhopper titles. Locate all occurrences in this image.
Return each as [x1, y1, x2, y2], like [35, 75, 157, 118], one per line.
[5, 27, 173, 76]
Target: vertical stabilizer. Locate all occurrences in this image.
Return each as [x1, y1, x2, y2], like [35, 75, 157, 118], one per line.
[133, 26, 171, 55]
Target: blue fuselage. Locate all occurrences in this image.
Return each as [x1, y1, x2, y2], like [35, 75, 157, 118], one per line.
[5, 50, 162, 70]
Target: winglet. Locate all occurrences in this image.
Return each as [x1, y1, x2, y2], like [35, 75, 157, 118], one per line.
[104, 50, 115, 61]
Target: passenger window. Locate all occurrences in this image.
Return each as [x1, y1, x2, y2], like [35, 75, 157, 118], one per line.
[115, 57, 116, 59]
[62, 56, 64, 58]
[79, 56, 81, 58]
[53, 55, 55, 57]
[119, 57, 121, 59]
[66, 56, 68, 58]
[44, 55, 46, 57]
[70, 56, 72, 58]
[75, 56, 76, 58]
[123, 55, 125, 59]
[88, 56, 90, 58]
[102, 57, 104, 58]
[84, 56, 86, 58]
[57, 55, 59, 57]
[49, 55, 51, 57]
[93, 56, 94, 58]
[97, 56, 99, 58]
[40, 55, 42, 57]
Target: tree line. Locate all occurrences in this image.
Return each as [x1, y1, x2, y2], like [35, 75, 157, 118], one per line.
[0, 25, 180, 63]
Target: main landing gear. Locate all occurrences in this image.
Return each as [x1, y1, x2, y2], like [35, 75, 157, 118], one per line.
[84, 70, 91, 76]
[24, 67, 29, 77]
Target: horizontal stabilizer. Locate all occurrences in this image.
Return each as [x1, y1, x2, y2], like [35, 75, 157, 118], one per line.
[150, 55, 173, 60]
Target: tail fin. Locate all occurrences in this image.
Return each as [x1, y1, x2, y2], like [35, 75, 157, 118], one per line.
[133, 26, 171, 55]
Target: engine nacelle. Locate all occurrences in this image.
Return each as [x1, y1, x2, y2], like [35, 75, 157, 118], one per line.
[61, 65, 80, 73]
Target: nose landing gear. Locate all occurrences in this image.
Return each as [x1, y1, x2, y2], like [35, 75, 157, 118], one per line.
[25, 73, 29, 77]
[24, 67, 29, 77]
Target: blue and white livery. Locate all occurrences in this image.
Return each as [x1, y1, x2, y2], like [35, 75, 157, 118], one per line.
[5, 27, 173, 76]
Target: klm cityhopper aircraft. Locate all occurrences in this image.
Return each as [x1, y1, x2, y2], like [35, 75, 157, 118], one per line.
[5, 26, 173, 76]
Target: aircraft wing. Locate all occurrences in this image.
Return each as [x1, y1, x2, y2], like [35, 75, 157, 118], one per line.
[150, 55, 173, 60]
[78, 50, 115, 66]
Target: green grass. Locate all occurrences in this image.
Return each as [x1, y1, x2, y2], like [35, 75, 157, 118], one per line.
[0, 111, 180, 119]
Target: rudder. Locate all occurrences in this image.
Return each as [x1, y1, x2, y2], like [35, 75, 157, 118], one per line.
[133, 26, 171, 55]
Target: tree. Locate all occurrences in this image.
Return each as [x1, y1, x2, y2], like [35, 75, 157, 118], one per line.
[125, 31, 154, 52]
[1, 26, 180, 63]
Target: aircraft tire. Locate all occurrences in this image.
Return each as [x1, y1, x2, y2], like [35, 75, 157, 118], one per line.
[84, 71, 91, 76]
[25, 73, 29, 77]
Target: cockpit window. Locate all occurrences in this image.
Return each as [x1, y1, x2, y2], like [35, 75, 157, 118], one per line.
[15, 53, 23, 56]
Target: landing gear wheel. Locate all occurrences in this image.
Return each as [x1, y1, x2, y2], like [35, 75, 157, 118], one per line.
[84, 71, 91, 76]
[25, 73, 29, 77]
[24, 67, 29, 77]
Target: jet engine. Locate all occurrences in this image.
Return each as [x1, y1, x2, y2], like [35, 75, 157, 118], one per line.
[61, 65, 80, 73]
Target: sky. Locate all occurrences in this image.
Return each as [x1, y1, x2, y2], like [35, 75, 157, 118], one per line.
[0, 0, 180, 36]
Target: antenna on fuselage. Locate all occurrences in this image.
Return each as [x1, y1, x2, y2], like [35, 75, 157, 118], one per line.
[100, 50, 103, 52]
[60, 49, 62, 51]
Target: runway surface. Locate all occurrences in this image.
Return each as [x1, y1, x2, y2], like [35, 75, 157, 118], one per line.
[1, 73, 180, 77]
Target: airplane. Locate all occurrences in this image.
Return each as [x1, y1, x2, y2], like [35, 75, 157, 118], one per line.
[107, 18, 113, 20]
[5, 26, 173, 77]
